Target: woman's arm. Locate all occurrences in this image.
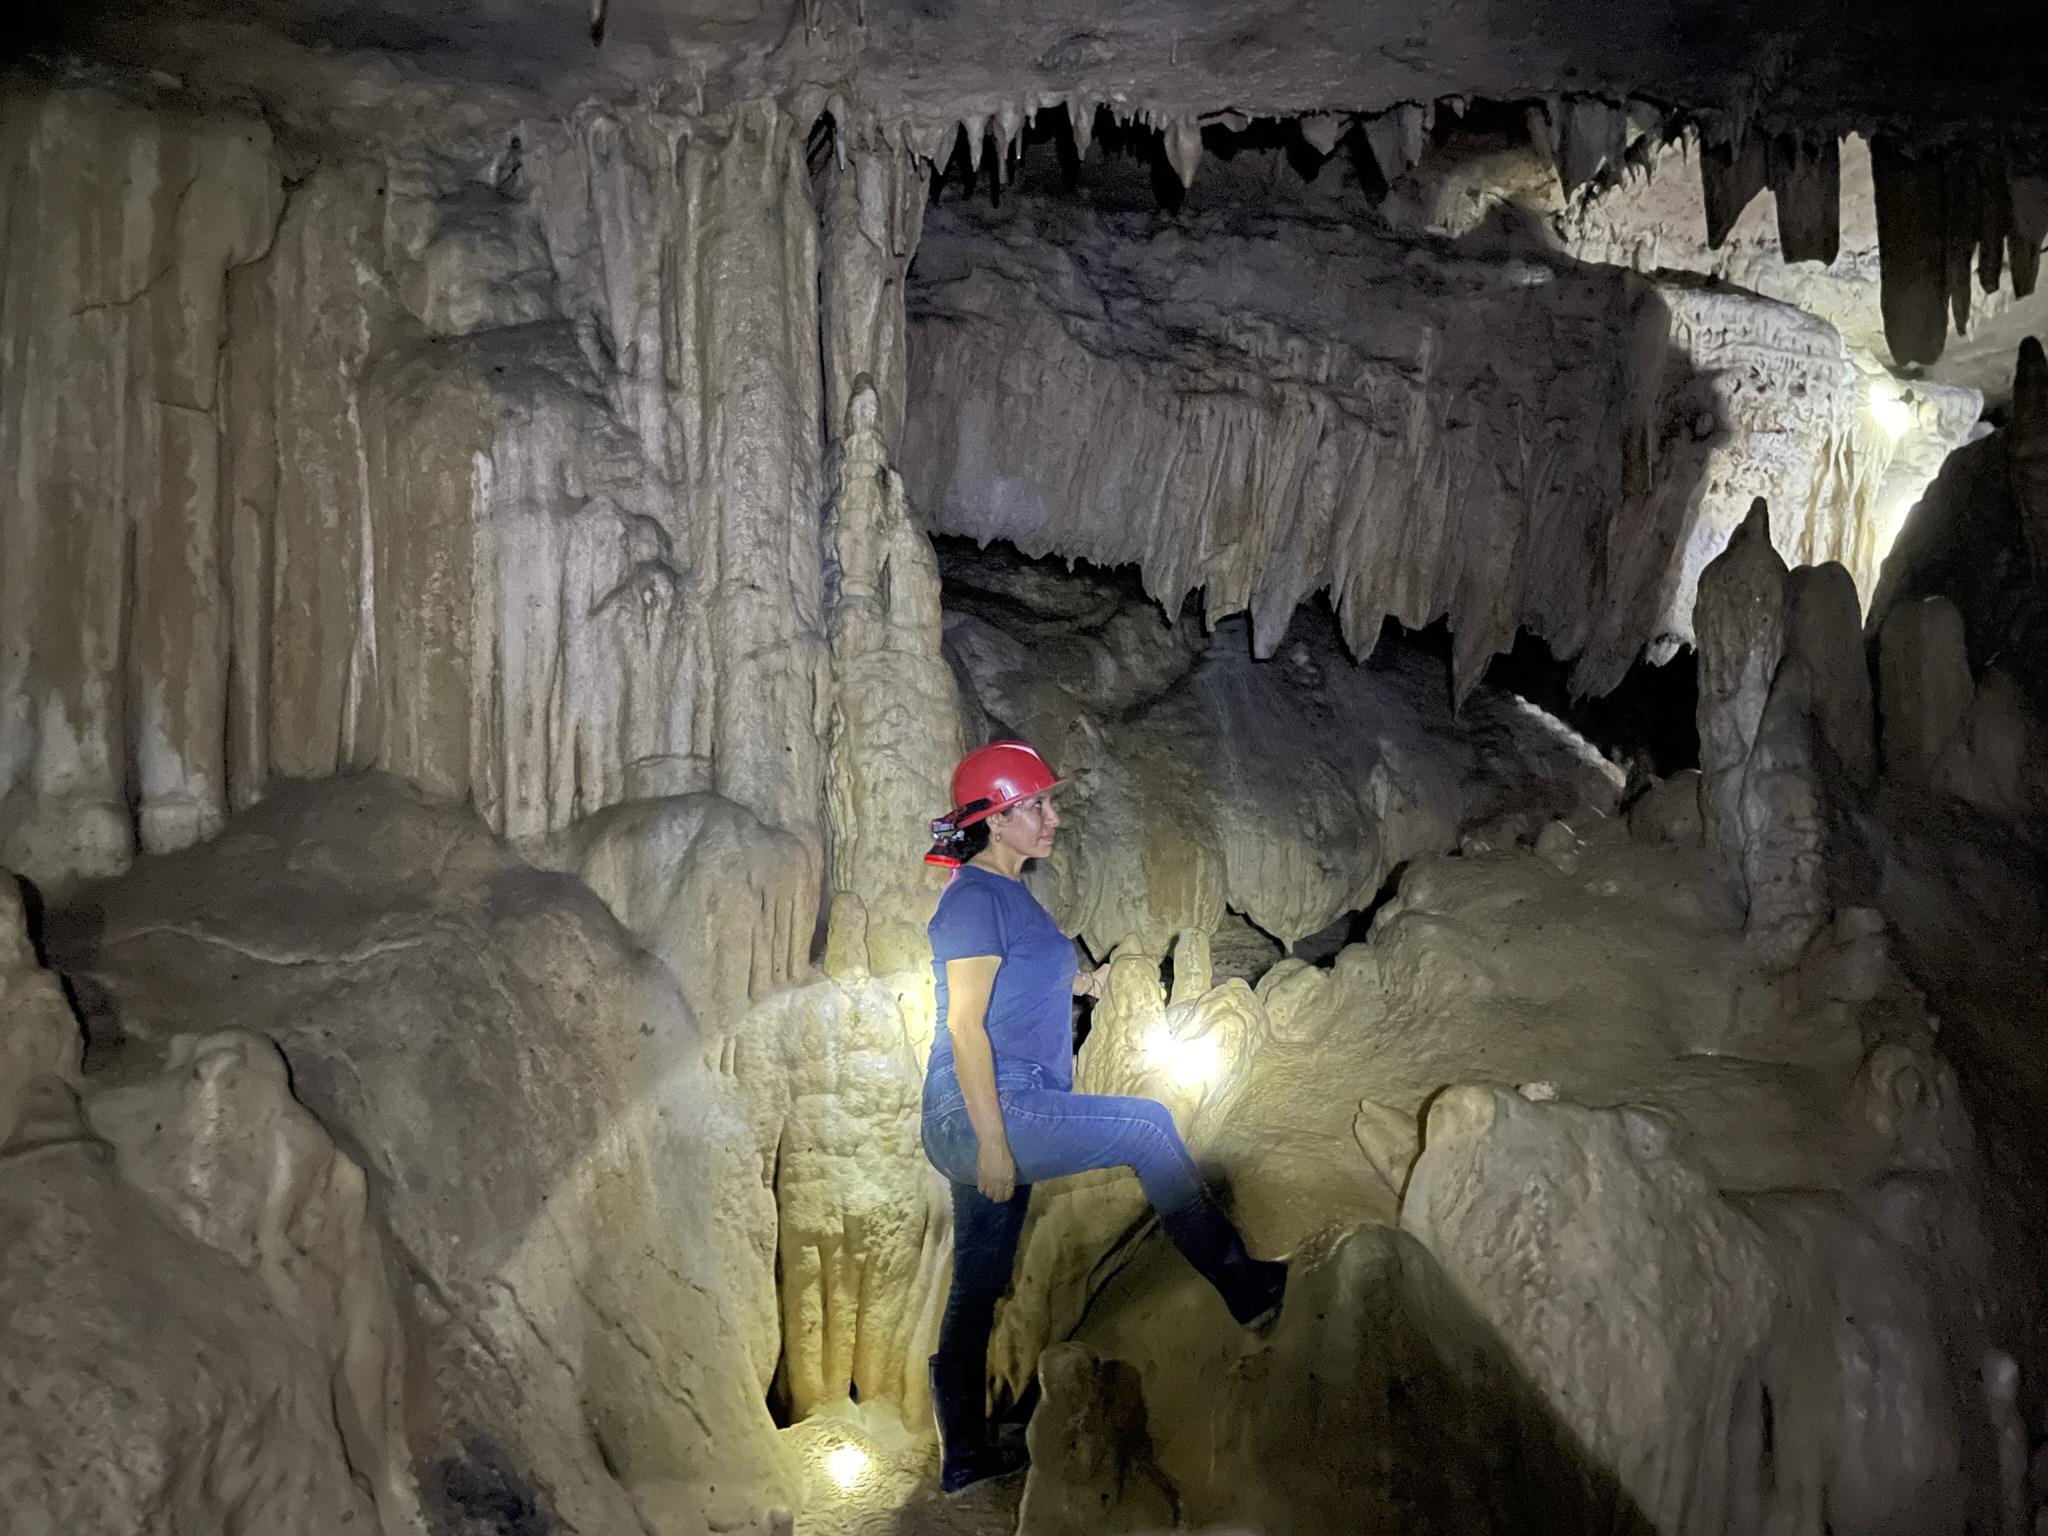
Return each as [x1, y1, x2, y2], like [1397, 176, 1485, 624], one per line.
[944, 955, 1015, 1202]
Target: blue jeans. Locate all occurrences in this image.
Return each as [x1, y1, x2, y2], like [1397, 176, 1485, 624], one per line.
[922, 1061, 1211, 1412]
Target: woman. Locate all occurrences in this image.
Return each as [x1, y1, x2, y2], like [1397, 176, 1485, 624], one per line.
[920, 741, 1287, 1495]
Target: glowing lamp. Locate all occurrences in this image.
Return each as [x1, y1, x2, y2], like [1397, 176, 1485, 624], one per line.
[1144, 1026, 1222, 1089]
[1868, 386, 1915, 441]
[825, 1444, 869, 1490]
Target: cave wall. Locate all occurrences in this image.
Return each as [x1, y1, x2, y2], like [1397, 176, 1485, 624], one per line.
[0, 82, 833, 895]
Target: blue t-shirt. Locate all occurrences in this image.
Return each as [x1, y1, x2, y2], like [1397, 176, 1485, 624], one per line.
[928, 865, 1077, 1091]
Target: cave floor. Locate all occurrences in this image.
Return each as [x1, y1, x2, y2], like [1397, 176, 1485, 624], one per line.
[883, 1475, 1025, 1536]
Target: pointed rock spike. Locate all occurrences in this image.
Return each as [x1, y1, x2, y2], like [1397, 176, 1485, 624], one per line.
[1560, 98, 1626, 195]
[1768, 133, 1840, 265]
[1624, 98, 1664, 149]
[1299, 112, 1344, 157]
[1945, 146, 1982, 334]
[1070, 96, 1094, 158]
[1980, 159, 2012, 295]
[2009, 337, 2048, 573]
[2012, 176, 2048, 297]
[1164, 117, 1203, 189]
[1397, 103, 1428, 169]
[1364, 107, 1424, 185]
[1700, 124, 1768, 249]
[1870, 135, 1950, 365]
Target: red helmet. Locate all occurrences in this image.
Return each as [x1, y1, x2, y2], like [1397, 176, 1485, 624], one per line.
[948, 741, 1064, 826]
[925, 742, 1065, 866]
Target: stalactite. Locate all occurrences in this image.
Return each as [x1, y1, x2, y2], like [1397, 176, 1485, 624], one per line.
[1870, 136, 1951, 366]
[2009, 336, 2048, 576]
[1701, 125, 1769, 248]
[1768, 132, 1840, 264]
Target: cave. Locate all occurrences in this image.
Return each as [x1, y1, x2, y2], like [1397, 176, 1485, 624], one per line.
[5, 2, 2048, 1533]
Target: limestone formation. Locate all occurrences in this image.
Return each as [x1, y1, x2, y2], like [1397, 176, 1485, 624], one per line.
[0, 86, 281, 885]
[4, 17, 2047, 1535]
[542, 791, 816, 1036]
[1880, 597, 1977, 781]
[823, 383, 961, 975]
[1016, 1344, 1176, 1535]
[84, 1030, 424, 1534]
[1739, 654, 1832, 966]
[46, 776, 794, 1535]
[906, 170, 1979, 693]
[1785, 561, 1878, 790]
[1697, 498, 1792, 871]
[4, 85, 833, 892]
[731, 972, 947, 1424]
[944, 545, 1624, 956]
[2011, 337, 2048, 572]
[0, 876, 80, 1144]
[905, 188, 1718, 696]
[3, 871, 422, 1536]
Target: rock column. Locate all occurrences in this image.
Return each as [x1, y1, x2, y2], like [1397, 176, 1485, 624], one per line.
[817, 144, 961, 974]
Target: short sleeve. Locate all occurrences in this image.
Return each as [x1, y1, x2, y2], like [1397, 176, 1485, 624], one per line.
[929, 878, 1005, 962]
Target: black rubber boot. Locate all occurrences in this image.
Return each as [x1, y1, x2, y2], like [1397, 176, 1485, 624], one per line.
[1157, 1195, 1289, 1328]
[929, 1354, 1028, 1495]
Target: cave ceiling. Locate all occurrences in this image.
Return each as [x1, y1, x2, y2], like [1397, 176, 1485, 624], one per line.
[21, 0, 2048, 136]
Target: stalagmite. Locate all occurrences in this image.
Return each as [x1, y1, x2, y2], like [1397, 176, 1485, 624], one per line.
[1785, 561, 1877, 790]
[1696, 499, 1790, 877]
[0, 876, 79, 1145]
[1018, 1345, 1178, 1535]
[1880, 597, 1976, 781]
[1740, 653, 1830, 966]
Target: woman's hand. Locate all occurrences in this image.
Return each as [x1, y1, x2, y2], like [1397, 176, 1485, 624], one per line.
[1073, 963, 1110, 1000]
[976, 1134, 1017, 1202]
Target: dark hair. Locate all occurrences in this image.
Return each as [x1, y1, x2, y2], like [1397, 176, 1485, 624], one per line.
[927, 798, 995, 866]
[953, 818, 992, 861]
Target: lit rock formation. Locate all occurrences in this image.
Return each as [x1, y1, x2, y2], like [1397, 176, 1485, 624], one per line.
[905, 183, 1978, 695]
[732, 969, 947, 1425]
[1007, 812, 2015, 1535]
[44, 776, 794, 1534]
[2, 874, 424, 1536]
[2, 83, 832, 892]
[905, 190, 1716, 697]
[7, 15, 2048, 1531]
[1558, 132, 2048, 387]
[942, 543, 1624, 955]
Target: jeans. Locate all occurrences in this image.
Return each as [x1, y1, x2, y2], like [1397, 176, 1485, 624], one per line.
[922, 1062, 1211, 1406]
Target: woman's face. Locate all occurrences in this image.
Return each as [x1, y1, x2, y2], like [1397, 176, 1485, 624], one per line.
[992, 791, 1060, 859]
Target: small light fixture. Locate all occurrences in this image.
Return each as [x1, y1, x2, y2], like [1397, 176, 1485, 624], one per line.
[1868, 384, 1915, 441]
[825, 1444, 869, 1490]
[1144, 1026, 1222, 1090]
